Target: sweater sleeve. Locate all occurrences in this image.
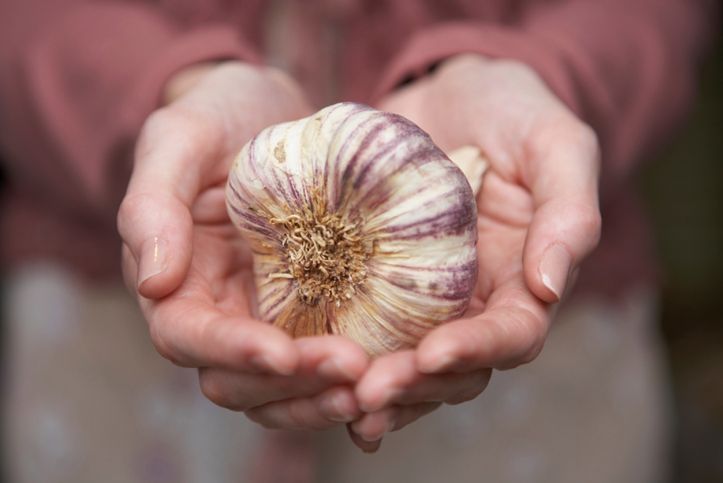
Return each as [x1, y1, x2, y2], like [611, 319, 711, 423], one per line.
[373, 0, 717, 193]
[0, 0, 261, 219]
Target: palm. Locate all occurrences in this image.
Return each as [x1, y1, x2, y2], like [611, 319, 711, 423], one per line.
[122, 57, 598, 438]
[181, 221, 256, 321]
[378, 67, 541, 329]
[469, 174, 531, 318]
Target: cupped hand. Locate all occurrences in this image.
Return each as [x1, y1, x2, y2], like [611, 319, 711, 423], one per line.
[349, 54, 601, 450]
[117, 62, 369, 429]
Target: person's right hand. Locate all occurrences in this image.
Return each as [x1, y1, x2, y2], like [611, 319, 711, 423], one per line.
[117, 62, 369, 429]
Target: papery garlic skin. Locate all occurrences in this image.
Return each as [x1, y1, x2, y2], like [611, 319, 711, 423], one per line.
[226, 102, 478, 355]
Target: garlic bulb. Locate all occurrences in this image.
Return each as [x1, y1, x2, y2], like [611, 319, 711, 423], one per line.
[226, 102, 482, 355]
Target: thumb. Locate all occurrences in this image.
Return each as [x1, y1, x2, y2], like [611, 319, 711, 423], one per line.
[117, 108, 220, 299]
[523, 123, 602, 303]
[117, 191, 194, 299]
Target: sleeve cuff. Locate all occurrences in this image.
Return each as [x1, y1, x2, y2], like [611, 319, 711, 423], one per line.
[372, 22, 582, 116]
[102, 25, 261, 209]
[118, 25, 261, 133]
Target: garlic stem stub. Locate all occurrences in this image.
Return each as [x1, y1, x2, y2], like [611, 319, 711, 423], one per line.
[226, 102, 480, 356]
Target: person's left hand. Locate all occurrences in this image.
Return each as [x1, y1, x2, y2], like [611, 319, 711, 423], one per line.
[347, 54, 601, 451]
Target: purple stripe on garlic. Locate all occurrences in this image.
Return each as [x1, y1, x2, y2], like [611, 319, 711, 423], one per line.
[226, 102, 486, 356]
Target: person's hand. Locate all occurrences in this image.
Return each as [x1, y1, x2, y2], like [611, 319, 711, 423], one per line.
[348, 54, 601, 451]
[117, 62, 369, 429]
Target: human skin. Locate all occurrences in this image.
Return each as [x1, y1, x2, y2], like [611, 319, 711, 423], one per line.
[118, 62, 372, 428]
[345, 54, 602, 450]
[117, 55, 601, 450]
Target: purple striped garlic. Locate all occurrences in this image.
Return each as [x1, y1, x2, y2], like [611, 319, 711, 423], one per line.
[226, 102, 485, 356]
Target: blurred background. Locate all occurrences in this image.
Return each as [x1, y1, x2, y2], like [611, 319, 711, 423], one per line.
[638, 36, 723, 483]
[0, 22, 721, 483]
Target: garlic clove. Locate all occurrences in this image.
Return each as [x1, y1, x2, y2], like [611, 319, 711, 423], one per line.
[448, 145, 488, 196]
[226, 102, 479, 355]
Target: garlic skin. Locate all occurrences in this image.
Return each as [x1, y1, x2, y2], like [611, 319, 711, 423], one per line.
[226, 102, 478, 355]
[448, 145, 487, 197]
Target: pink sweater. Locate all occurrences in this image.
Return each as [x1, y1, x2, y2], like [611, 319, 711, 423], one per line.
[0, 0, 716, 296]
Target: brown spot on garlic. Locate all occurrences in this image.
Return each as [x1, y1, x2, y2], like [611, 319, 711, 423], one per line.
[226, 102, 480, 355]
[273, 140, 286, 163]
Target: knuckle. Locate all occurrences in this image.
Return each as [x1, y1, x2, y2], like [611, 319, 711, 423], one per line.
[493, 59, 538, 80]
[198, 372, 223, 404]
[247, 403, 309, 430]
[213, 61, 257, 80]
[516, 313, 546, 365]
[136, 109, 176, 153]
[531, 116, 599, 160]
[447, 387, 480, 405]
[148, 320, 178, 365]
[447, 371, 491, 405]
[121, 246, 138, 290]
[141, 108, 171, 134]
[447, 391, 477, 405]
[506, 307, 547, 365]
[264, 66, 296, 88]
[139, 106, 223, 157]
[574, 123, 600, 159]
[569, 122, 601, 169]
[116, 196, 137, 237]
[567, 205, 602, 249]
[519, 340, 545, 365]
[581, 208, 603, 241]
[286, 401, 312, 429]
[117, 192, 153, 230]
[143, 107, 196, 137]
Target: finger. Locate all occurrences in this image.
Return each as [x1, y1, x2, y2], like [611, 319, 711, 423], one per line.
[245, 386, 360, 430]
[117, 107, 224, 299]
[149, 298, 298, 374]
[190, 184, 229, 224]
[346, 424, 382, 453]
[417, 276, 549, 373]
[197, 336, 369, 410]
[295, 336, 370, 383]
[349, 402, 441, 443]
[350, 407, 396, 443]
[523, 120, 602, 302]
[121, 243, 138, 294]
[355, 351, 491, 412]
[390, 402, 441, 432]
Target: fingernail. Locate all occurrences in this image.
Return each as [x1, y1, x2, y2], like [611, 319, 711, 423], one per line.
[323, 393, 356, 422]
[317, 359, 357, 381]
[138, 236, 168, 287]
[538, 243, 572, 301]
